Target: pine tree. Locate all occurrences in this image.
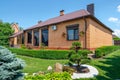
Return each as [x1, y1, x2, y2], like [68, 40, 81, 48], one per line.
[0, 46, 25, 80]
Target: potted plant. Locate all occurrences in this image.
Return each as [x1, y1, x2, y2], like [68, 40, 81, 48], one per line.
[62, 32, 67, 37]
[79, 31, 85, 37]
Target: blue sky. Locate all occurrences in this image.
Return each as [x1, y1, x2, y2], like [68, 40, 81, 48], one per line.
[0, 0, 120, 36]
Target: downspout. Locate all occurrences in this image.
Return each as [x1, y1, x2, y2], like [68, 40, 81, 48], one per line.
[83, 16, 87, 49]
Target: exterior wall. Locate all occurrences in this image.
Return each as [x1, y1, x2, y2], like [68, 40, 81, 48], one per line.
[10, 23, 20, 47]
[9, 38, 14, 46]
[11, 23, 19, 33]
[17, 34, 22, 44]
[9, 37, 17, 47]
[87, 18, 113, 50]
[48, 19, 86, 49]
[14, 37, 17, 45]
[23, 17, 112, 50]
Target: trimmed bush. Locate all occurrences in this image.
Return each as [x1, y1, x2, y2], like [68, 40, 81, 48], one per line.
[25, 72, 72, 80]
[95, 49, 103, 58]
[95, 46, 120, 58]
[9, 48, 91, 59]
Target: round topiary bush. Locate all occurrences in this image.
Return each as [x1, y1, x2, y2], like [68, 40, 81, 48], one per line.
[0, 46, 25, 80]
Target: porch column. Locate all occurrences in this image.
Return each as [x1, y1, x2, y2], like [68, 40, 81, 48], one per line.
[25, 32, 27, 46]
[32, 30, 34, 46]
[39, 28, 41, 47]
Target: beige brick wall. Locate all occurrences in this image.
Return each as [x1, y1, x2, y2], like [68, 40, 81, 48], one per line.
[48, 19, 86, 49]
[14, 37, 17, 45]
[87, 18, 113, 50]
[23, 17, 112, 50]
[11, 23, 19, 33]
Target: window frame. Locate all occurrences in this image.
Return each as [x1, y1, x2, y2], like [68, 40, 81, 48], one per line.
[41, 28, 49, 46]
[27, 30, 32, 44]
[66, 24, 79, 41]
[33, 29, 39, 46]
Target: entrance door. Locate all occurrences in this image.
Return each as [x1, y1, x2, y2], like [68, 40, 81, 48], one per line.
[41, 29, 48, 46]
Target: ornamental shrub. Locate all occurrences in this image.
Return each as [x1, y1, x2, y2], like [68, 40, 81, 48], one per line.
[68, 42, 90, 68]
[0, 46, 25, 80]
[25, 72, 72, 80]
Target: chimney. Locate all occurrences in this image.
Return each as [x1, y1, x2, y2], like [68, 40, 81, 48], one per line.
[38, 20, 42, 24]
[60, 10, 64, 16]
[87, 3, 94, 16]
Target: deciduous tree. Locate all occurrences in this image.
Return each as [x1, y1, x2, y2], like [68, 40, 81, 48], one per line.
[0, 21, 14, 46]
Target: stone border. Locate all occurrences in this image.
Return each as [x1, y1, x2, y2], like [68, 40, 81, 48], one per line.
[71, 64, 99, 79]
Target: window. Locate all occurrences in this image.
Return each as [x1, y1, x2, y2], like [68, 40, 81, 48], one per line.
[34, 30, 39, 46]
[42, 29, 48, 46]
[67, 24, 79, 40]
[22, 34, 24, 44]
[27, 30, 32, 43]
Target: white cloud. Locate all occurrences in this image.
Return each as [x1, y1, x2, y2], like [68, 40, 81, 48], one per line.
[113, 29, 120, 37]
[108, 17, 118, 22]
[117, 5, 120, 12]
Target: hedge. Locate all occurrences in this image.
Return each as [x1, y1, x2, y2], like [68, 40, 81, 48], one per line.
[9, 48, 91, 59]
[95, 46, 120, 58]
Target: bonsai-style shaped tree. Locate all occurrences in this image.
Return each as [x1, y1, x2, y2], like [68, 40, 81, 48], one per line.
[0, 46, 25, 80]
[70, 42, 81, 53]
[68, 42, 88, 71]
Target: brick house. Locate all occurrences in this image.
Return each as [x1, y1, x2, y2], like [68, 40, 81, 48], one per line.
[9, 23, 23, 47]
[9, 4, 113, 50]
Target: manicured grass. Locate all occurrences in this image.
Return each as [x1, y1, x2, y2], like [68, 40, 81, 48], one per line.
[77, 50, 120, 80]
[17, 55, 68, 74]
[17, 50, 120, 80]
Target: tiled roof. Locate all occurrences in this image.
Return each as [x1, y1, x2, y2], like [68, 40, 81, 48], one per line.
[9, 31, 23, 38]
[25, 9, 91, 30]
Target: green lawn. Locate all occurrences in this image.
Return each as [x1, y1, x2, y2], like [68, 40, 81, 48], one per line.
[17, 55, 68, 74]
[17, 50, 120, 80]
[79, 50, 120, 80]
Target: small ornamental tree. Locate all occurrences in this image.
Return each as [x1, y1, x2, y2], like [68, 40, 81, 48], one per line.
[0, 46, 25, 80]
[68, 42, 88, 70]
[70, 42, 81, 53]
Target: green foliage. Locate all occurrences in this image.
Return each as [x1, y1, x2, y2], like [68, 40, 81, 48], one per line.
[19, 50, 120, 80]
[0, 21, 14, 46]
[40, 43, 46, 50]
[95, 49, 103, 58]
[21, 44, 27, 49]
[9, 48, 68, 59]
[0, 46, 25, 80]
[70, 42, 81, 53]
[9, 48, 91, 60]
[95, 46, 120, 58]
[69, 50, 89, 66]
[113, 37, 120, 41]
[68, 42, 90, 67]
[24, 72, 72, 80]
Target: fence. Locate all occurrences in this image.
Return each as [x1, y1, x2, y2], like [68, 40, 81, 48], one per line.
[114, 40, 120, 45]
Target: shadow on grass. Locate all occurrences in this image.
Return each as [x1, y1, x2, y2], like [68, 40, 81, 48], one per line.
[94, 55, 120, 80]
[74, 50, 120, 80]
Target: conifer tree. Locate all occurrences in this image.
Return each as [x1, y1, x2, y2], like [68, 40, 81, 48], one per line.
[0, 46, 25, 80]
